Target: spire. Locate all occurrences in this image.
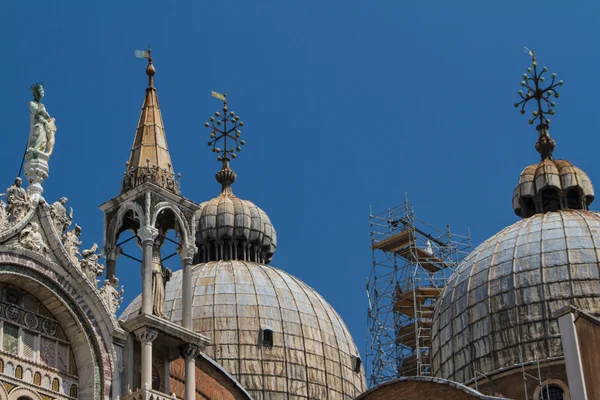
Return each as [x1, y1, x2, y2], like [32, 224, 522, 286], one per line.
[122, 48, 180, 194]
[204, 91, 246, 194]
[514, 48, 564, 161]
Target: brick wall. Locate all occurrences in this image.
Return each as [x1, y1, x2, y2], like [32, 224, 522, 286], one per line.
[170, 356, 251, 400]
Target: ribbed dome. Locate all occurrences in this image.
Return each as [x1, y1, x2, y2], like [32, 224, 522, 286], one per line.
[430, 210, 600, 383]
[195, 162, 277, 264]
[121, 260, 366, 399]
[513, 158, 594, 218]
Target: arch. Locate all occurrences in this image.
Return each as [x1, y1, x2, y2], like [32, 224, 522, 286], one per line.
[15, 365, 22, 379]
[106, 201, 146, 248]
[69, 384, 78, 398]
[0, 383, 7, 400]
[51, 378, 59, 392]
[7, 387, 43, 400]
[151, 202, 191, 245]
[0, 256, 110, 399]
[533, 379, 570, 400]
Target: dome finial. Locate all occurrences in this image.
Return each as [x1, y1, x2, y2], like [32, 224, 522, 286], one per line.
[514, 48, 563, 160]
[205, 92, 246, 193]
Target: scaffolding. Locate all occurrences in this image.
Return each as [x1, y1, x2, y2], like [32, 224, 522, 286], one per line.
[366, 196, 472, 387]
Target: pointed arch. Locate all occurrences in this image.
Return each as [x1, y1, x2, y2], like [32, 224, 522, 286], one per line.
[151, 202, 191, 245]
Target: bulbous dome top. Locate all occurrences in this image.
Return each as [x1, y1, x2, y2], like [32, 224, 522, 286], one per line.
[121, 260, 366, 399]
[194, 160, 277, 264]
[431, 210, 600, 383]
[513, 158, 594, 218]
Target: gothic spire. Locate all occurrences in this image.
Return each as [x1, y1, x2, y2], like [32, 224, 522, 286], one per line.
[122, 48, 179, 194]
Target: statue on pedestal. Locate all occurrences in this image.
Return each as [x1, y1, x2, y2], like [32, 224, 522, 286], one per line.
[151, 244, 171, 318]
[50, 197, 72, 234]
[19, 222, 48, 254]
[63, 224, 82, 263]
[6, 178, 30, 224]
[28, 83, 57, 156]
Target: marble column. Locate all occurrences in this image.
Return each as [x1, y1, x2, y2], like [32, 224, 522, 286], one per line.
[138, 225, 158, 315]
[180, 344, 201, 400]
[135, 328, 158, 391]
[179, 244, 197, 330]
[103, 244, 122, 282]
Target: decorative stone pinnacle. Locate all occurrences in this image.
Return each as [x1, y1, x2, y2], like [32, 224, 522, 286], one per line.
[514, 48, 564, 160]
[205, 93, 246, 162]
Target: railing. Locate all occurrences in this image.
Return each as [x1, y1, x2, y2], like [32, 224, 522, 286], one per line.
[122, 387, 176, 400]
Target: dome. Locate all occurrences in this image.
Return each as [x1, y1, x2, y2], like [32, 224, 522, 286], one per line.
[513, 158, 594, 218]
[121, 260, 366, 399]
[430, 210, 600, 383]
[195, 162, 277, 264]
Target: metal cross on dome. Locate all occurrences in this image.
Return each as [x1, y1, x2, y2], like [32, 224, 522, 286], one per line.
[514, 48, 564, 126]
[205, 91, 246, 162]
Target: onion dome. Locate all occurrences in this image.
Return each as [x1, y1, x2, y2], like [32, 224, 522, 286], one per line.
[196, 95, 276, 264]
[430, 210, 600, 383]
[196, 159, 277, 264]
[511, 50, 594, 218]
[513, 147, 595, 218]
[121, 260, 367, 399]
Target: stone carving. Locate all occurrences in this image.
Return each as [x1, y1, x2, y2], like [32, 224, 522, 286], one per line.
[28, 83, 57, 156]
[99, 277, 124, 315]
[19, 222, 48, 254]
[50, 197, 72, 234]
[151, 244, 171, 318]
[0, 196, 8, 230]
[6, 178, 30, 224]
[80, 243, 104, 284]
[62, 225, 82, 263]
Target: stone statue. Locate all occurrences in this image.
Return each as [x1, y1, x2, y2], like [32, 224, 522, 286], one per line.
[151, 245, 171, 318]
[62, 224, 82, 263]
[99, 276, 124, 314]
[6, 178, 30, 223]
[19, 222, 47, 254]
[28, 83, 57, 155]
[50, 197, 72, 234]
[0, 195, 8, 230]
[80, 243, 104, 284]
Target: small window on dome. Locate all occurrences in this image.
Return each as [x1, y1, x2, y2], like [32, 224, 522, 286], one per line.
[351, 355, 362, 373]
[539, 385, 565, 400]
[261, 326, 274, 347]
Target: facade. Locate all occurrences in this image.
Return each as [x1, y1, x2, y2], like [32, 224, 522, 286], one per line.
[0, 50, 366, 400]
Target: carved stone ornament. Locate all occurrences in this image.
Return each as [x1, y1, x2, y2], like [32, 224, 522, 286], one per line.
[180, 343, 201, 359]
[80, 243, 105, 284]
[50, 197, 72, 234]
[135, 327, 158, 343]
[99, 276, 124, 315]
[6, 177, 30, 225]
[62, 224, 82, 264]
[18, 222, 48, 254]
[138, 225, 159, 243]
[178, 244, 198, 264]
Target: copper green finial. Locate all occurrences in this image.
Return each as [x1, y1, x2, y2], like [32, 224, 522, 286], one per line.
[514, 48, 563, 127]
[205, 92, 246, 162]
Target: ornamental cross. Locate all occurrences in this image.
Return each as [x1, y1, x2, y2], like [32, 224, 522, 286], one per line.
[205, 92, 246, 161]
[514, 48, 564, 126]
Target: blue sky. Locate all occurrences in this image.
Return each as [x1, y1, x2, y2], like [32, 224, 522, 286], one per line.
[1, 0, 599, 380]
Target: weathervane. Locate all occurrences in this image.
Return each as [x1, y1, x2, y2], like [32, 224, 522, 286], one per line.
[514, 48, 563, 126]
[205, 92, 246, 162]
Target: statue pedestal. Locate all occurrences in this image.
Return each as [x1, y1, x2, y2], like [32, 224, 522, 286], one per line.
[24, 149, 49, 201]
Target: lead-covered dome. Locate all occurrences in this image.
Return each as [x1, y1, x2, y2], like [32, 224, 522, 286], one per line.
[431, 210, 600, 383]
[195, 161, 277, 264]
[121, 260, 366, 399]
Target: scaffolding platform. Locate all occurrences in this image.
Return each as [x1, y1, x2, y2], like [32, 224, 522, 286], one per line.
[366, 196, 472, 386]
